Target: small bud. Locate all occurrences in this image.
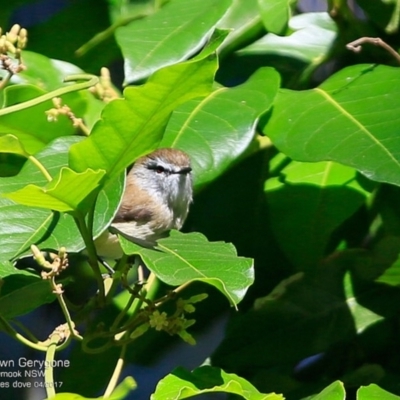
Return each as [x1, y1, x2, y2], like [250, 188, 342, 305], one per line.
[0, 36, 6, 53]
[188, 293, 208, 303]
[31, 244, 47, 267]
[6, 24, 20, 44]
[178, 330, 196, 345]
[46, 108, 59, 122]
[130, 323, 150, 339]
[17, 28, 27, 49]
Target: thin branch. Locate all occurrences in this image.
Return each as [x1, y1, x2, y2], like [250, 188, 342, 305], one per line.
[346, 37, 400, 65]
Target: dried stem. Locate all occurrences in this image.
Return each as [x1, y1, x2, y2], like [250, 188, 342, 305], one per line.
[346, 37, 400, 65]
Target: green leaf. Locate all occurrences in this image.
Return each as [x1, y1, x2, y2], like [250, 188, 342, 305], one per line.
[0, 85, 79, 154]
[17, 51, 83, 91]
[48, 376, 136, 399]
[4, 167, 106, 214]
[115, 0, 231, 82]
[357, 384, 400, 400]
[0, 134, 30, 157]
[265, 160, 369, 271]
[376, 258, 400, 286]
[0, 137, 123, 262]
[217, 0, 264, 56]
[151, 366, 284, 400]
[212, 261, 355, 372]
[0, 275, 56, 320]
[15, 50, 107, 130]
[263, 64, 400, 186]
[257, 0, 294, 34]
[69, 54, 217, 181]
[240, 12, 337, 64]
[119, 231, 254, 307]
[161, 67, 280, 188]
[308, 380, 346, 400]
[344, 272, 384, 334]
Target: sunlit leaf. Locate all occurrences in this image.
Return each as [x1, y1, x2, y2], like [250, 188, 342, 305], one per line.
[69, 54, 217, 182]
[263, 64, 400, 186]
[0, 137, 123, 261]
[240, 12, 337, 64]
[4, 167, 106, 214]
[161, 67, 280, 188]
[119, 230, 254, 307]
[357, 383, 400, 399]
[115, 0, 231, 82]
[151, 366, 284, 400]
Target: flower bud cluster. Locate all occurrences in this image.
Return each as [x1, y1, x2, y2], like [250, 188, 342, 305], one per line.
[0, 24, 27, 76]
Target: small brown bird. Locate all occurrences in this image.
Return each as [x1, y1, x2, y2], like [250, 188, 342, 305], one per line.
[95, 148, 193, 259]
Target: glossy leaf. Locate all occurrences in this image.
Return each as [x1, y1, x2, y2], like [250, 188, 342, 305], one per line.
[4, 167, 106, 214]
[263, 64, 400, 186]
[265, 160, 369, 270]
[217, 0, 263, 55]
[15, 50, 107, 130]
[0, 137, 123, 262]
[357, 384, 400, 400]
[151, 366, 284, 400]
[0, 134, 30, 157]
[69, 55, 217, 182]
[17, 51, 83, 90]
[0, 85, 79, 154]
[257, 0, 294, 34]
[161, 67, 280, 188]
[240, 12, 337, 64]
[309, 381, 346, 400]
[119, 230, 254, 307]
[0, 275, 56, 320]
[115, 0, 231, 82]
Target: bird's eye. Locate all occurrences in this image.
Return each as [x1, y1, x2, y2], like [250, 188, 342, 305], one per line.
[155, 166, 165, 174]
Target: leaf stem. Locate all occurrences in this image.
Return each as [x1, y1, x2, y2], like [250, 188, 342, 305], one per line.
[44, 333, 61, 399]
[75, 15, 151, 57]
[27, 155, 53, 182]
[74, 213, 105, 304]
[346, 37, 400, 65]
[103, 345, 127, 398]
[0, 315, 49, 351]
[0, 74, 99, 116]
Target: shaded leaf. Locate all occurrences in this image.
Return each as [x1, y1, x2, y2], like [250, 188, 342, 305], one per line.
[0, 85, 79, 154]
[357, 383, 400, 400]
[240, 12, 337, 64]
[151, 366, 284, 400]
[0, 134, 30, 157]
[115, 0, 231, 82]
[263, 64, 400, 186]
[265, 160, 370, 270]
[15, 50, 107, 130]
[0, 275, 56, 320]
[0, 137, 123, 262]
[308, 380, 346, 400]
[119, 230, 254, 307]
[69, 55, 217, 182]
[217, 0, 264, 56]
[48, 376, 136, 399]
[161, 67, 280, 188]
[212, 261, 355, 372]
[257, 0, 294, 34]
